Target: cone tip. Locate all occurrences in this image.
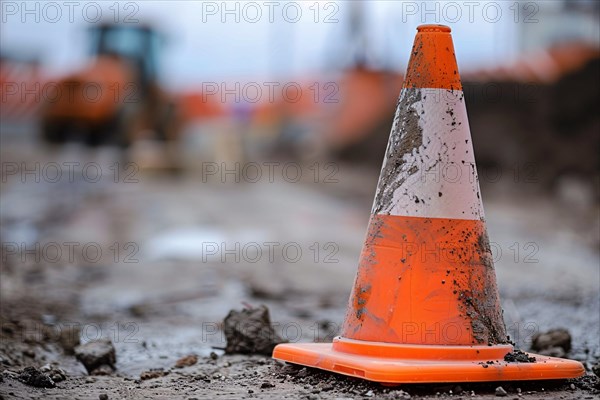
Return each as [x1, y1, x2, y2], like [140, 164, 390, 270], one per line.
[417, 24, 451, 33]
[404, 24, 460, 90]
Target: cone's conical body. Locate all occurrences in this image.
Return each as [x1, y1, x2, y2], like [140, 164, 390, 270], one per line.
[272, 25, 585, 384]
[340, 24, 505, 346]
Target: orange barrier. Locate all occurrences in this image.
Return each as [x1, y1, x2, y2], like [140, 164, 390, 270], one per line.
[273, 25, 585, 384]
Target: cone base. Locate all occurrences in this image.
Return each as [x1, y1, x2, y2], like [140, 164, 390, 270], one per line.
[273, 339, 585, 384]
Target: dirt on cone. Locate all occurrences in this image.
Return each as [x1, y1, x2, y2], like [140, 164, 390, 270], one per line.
[503, 350, 536, 363]
[223, 305, 286, 355]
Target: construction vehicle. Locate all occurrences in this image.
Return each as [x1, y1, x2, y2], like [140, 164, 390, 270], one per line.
[40, 23, 177, 147]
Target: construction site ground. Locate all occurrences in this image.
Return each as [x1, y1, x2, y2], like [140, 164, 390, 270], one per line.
[1, 138, 598, 399]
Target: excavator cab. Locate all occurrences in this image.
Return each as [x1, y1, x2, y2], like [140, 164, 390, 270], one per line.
[89, 24, 160, 90]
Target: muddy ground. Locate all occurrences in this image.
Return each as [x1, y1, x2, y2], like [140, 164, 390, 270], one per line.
[0, 138, 599, 399]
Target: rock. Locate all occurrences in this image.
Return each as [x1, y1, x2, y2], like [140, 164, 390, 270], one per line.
[91, 365, 114, 376]
[17, 366, 55, 388]
[40, 364, 67, 382]
[74, 338, 116, 374]
[1, 371, 18, 380]
[592, 363, 600, 378]
[22, 348, 35, 358]
[395, 390, 411, 399]
[99, 395, 109, 400]
[531, 328, 571, 353]
[174, 355, 198, 368]
[495, 386, 507, 397]
[260, 381, 275, 389]
[223, 305, 286, 355]
[140, 368, 168, 380]
[538, 346, 566, 358]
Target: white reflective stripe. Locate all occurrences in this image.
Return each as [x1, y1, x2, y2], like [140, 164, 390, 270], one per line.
[372, 88, 485, 221]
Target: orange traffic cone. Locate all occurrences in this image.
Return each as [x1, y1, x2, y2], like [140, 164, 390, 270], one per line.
[273, 25, 585, 383]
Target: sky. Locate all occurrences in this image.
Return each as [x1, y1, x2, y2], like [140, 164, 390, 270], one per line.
[0, 1, 596, 90]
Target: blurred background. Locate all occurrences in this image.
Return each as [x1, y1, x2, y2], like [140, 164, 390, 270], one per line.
[1, 0, 599, 391]
[2, 0, 599, 184]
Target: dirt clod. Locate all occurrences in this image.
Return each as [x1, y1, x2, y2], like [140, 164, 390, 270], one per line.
[74, 338, 116, 374]
[140, 368, 169, 380]
[504, 349, 536, 363]
[396, 390, 411, 399]
[531, 328, 571, 354]
[17, 366, 56, 388]
[260, 381, 275, 389]
[495, 386, 507, 397]
[40, 363, 67, 382]
[174, 354, 198, 368]
[592, 363, 600, 378]
[99, 394, 109, 400]
[568, 374, 600, 392]
[223, 305, 286, 355]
